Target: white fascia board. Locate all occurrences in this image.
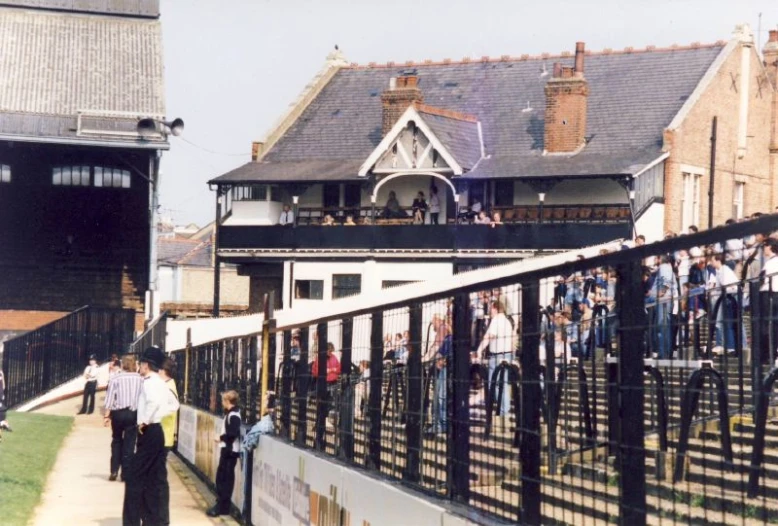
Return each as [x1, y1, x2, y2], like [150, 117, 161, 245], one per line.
[358, 105, 464, 176]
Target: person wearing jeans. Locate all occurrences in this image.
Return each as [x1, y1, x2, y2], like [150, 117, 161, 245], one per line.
[103, 355, 143, 481]
[475, 302, 514, 428]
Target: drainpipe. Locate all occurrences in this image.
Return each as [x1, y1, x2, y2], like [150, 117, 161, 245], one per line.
[708, 116, 718, 230]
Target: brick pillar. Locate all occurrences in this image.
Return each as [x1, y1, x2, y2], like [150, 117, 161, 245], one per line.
[544, 42, 589, 154]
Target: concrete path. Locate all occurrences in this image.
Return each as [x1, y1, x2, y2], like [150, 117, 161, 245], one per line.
[31, 394, 238, 526]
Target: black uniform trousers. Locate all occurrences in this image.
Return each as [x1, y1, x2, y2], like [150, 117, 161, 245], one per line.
[80, 380, 97, 414]
[123, 423, 167, 526]
[110, 409, 138, 476]
[215, 448, 238, 514]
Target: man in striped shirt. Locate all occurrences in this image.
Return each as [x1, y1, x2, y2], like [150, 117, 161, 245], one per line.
[103, 355, 143, 482]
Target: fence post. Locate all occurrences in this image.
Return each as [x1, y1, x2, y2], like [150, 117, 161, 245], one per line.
[449, 293, 470, 503]
[338, 318, 355, 461]
[281, 330, 293, 440]
[367, 312, 384, 470]
[184, 328, 192, 404]
[520, 282, 541, 525]
[404, 302, 423, 483]
[315, 322, 329, 451]
[294, 326, 310, 448]
[616, 260, 647, 525]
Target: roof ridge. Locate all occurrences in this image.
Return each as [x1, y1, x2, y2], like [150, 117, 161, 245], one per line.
[414, 103, 478, 123]
[346, 40, 728, 70]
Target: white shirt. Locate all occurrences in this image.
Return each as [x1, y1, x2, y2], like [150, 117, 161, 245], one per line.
[480, 313, 514, 355]
[84, 365, 99, 382]
[137, 372, 179, 426]
[762, 256, 778, 292]
[471, 201, 482, 213]
[716, 264, 739, 295]
[725, 238, 744, 262]
[429, 194, 440, 213]
[279, 210, 294, 225]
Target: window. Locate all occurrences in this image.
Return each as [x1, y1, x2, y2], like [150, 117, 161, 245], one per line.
[494, 180, 514, 207]
[52, 166, 91, 186]
[323, 184, 340, 209]
[681, 172, 701, 231]
[295, 280, 323, 300]
[332, 274, 361, 299]
[94, 167, 130, 188]
[733, 181, 745, 219]
[232, 184, 280, 202]
[0, 164, 9, 183]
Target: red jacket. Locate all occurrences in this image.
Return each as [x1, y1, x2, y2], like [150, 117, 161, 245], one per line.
[312, 354, 341, 383]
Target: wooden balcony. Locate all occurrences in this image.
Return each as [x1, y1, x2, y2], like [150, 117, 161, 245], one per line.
[217, 221, 632, 256]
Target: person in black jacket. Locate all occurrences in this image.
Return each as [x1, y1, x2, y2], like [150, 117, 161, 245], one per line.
[207, 390, 242, 517]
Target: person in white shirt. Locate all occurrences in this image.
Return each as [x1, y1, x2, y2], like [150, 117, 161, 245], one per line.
[279, 204, 294, 226]
[758, 239, 778, 366]
[711, 254, 739, 355]
[429, 186, 441, 225]
[78, 355, 100, 415]
[123, 347, 179, 526]
[475, 302, 515, 426]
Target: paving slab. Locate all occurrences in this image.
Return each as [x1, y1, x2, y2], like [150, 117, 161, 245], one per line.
[30, 395, 238, 526]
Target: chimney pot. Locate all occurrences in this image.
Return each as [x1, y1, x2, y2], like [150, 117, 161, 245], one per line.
[575, 41, 585, 74]
[404, 75, 418, 88]
[251, 141, 264, 162]
[553, 62, 563, 78]
[769, 30, 778, 43]
[389, 77, 397, 90]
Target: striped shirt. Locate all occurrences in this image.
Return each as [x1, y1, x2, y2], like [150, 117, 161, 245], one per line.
[105, 371, 144, 412]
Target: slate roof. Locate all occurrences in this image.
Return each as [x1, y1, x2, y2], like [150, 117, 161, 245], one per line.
[158, 237, 212, 268]
[0, 3, 166, 146]
[0, 0, 159, 18]
[213, 43, 725, 183]
[418, 107, 482, 170]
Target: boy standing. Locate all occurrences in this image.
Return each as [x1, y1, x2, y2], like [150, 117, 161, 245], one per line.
[207, 390, 242, 517]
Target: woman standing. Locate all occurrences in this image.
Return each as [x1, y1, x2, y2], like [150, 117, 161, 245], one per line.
[429, 186, 440, 225]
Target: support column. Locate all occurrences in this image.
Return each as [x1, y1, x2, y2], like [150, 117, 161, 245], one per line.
[520, 282, 542, 524]
[616, 260, 647, 524]
[338, 318, 355, 461]
[314, 322, 329, 451]
[404, 302, 423, 483]
[294, 326, 310, 447]
[212, 187, 223, 318]
[449, 293, 471, 503]
[367, 312, 384, 470]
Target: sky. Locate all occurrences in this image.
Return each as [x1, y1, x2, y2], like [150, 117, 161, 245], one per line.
[159, 0, 777, 227]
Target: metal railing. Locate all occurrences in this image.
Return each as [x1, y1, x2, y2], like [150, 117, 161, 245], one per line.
[129, 311, 168, 354]
[1, 306, 136, 408]
[175, 215, 778, 525]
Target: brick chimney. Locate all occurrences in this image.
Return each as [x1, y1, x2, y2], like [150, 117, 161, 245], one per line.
[544, 42, 589, 154]
[764, 29, 778, 89]
[381, 75, 423, 136]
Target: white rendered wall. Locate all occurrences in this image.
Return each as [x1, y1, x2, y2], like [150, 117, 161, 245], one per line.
[635, 202, 666, 243]
[224, 201, 284, 225]
[513, 179, 629, 205]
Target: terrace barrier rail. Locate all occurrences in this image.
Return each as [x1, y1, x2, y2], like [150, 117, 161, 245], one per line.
[171, 214, 778, 525]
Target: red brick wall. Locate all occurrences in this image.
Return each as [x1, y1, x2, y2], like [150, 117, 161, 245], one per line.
[544, 76, 589, 153]
[0, 309, 70, 331]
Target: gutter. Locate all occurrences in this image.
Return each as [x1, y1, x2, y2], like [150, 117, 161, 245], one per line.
[0, 133, 169, 151]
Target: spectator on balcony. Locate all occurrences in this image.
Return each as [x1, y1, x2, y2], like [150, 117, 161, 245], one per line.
[279, 204, 294, 226]
[344, 215, 356, 226]
[382, 191, 407, 219]
[429, 186, 441, 225]
[322, 214, 336, 226]
[462, 198, 483, 223]
[490, 211, 503, 227]
[412, 191, 427, 224]
[474, 210, 491, 225]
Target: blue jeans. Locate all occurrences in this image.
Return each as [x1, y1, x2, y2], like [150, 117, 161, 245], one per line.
[488, 353, 513, 416]
[432, 366, 447, 433]
[655, 301, 672, 359]
[715, 295, 737, 351]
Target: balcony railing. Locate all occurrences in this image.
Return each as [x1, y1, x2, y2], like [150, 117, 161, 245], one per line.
[218, 222, 632, 253]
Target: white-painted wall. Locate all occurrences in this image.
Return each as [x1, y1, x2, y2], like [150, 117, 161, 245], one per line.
[166, 313, 264, 351]
[513, 179, 628, 205]
[157, 265, 179, 303]
[224, 201, 284, 226]
[635, 202, 666, 243]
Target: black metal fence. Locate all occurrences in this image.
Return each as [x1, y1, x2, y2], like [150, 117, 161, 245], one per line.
[170, 334, 261, 425]
[176, 214, 778, 525]
[129, 311, 169, 354]
[1, 306, 136, 408]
